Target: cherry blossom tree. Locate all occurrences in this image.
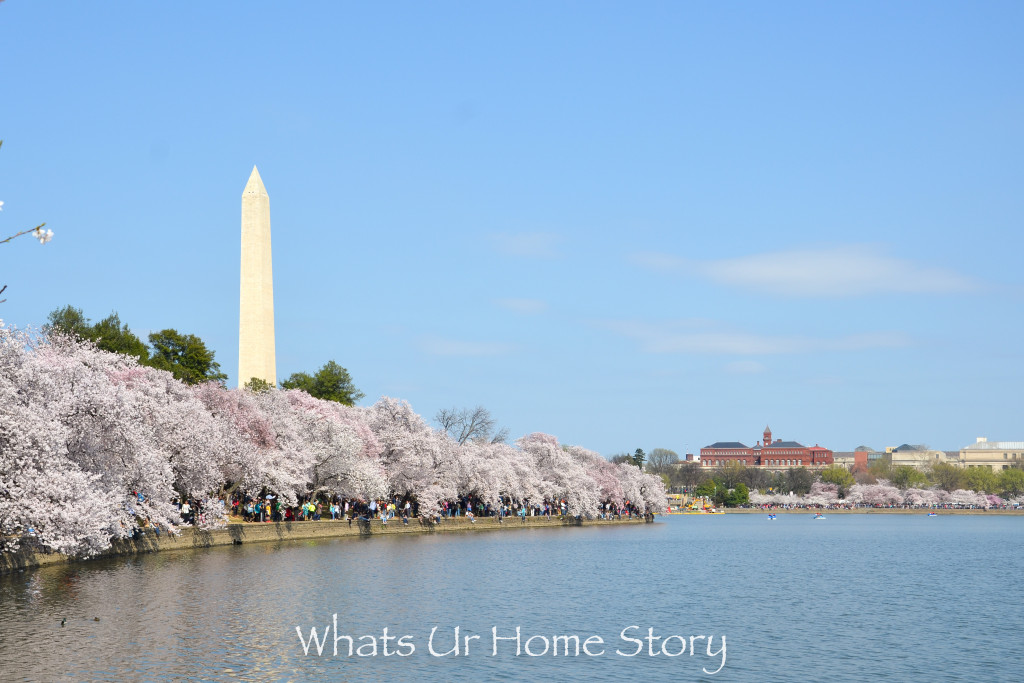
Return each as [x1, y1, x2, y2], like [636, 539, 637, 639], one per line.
[804, 482, 839, 506]
[366, 397, 462, 516]
[903, 487, 946, 507]
[280, 389, 385, 500]
[191, 381, 298, 498]
[1, 327, 231, 553]
[2, 322, 668, 554]
[517, 433, 599, 515]
[948, 489, 989, 507]
[847, 482, 903, 506]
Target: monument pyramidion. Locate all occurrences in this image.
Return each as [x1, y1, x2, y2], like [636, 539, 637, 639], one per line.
[238, 166, 276, 387]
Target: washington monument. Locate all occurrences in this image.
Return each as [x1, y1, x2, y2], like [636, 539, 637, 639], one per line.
[238, 166, 276, 387]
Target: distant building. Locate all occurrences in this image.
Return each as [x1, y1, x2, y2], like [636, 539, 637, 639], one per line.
[833, 452, 855, 469]
[958, 437, 1024, 472]
[856, 446, 885, 468]
[888, 444, 955, 470]
[834, 446, 880, 471]
[700, 426, 833, 469]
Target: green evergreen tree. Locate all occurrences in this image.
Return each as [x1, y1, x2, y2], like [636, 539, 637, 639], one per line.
[631, 448, 646, 469]
[280, 360, 363, 405]
[44, 305, 92, 338]
[91, 312, 150, 361]
[147, 329, 227, 385]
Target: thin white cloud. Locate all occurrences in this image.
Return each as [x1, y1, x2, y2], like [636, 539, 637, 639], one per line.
[420, 336, 515, 357]
[602, 319, 911, 355]
[630, 252, 688, 270]
[725, 360, 766, 374]
[491, 232, 562, 259]
[495, 298, 547, 314]
[631, 245, 979, 296]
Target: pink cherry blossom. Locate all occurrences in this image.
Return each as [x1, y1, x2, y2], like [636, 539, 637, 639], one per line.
[1, 322, 667, 555]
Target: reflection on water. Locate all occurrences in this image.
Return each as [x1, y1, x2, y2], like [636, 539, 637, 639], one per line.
[1, 516, 1022, 681]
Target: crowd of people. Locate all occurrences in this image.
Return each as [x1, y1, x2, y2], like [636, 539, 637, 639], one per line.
[216, 492, 652, 526]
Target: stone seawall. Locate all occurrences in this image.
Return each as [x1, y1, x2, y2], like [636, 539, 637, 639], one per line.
[0, 515, 648, 574]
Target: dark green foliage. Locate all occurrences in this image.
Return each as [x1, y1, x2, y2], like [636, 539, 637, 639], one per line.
[243, 377, 274, 393]
[929, 462, 965, 491]
[92, 313, 150, 361]
[46, 306, 226, 384]
[999, 468, 1024, 498]
[784, 467, 814, 495]
[727, 483, 749, 506]
[280, 360, 364, 405]
[961, 466, 998, 494]
[45, 306, 149, 362]
[632, 448, 646, 469]
[694, 479, 717, 498]
[147, 329, 227, 385]
[45, 305, 92, 338]
[819, 465, 856, 497]
[889, 465, 930, 490]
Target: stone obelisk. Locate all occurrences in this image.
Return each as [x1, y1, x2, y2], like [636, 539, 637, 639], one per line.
[238, 166, 276, 387]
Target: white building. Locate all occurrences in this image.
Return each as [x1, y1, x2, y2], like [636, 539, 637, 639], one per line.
[889, 444, 956, 469]
[958, 438, 1024, 472]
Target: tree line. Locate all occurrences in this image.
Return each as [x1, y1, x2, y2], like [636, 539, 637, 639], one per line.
[606, 445, 1024, 507]
[0, 321, 667, 557]
[668, 458, 1024, 507]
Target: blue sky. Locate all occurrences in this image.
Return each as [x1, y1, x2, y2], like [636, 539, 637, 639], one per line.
[1, 2, 1021, 455]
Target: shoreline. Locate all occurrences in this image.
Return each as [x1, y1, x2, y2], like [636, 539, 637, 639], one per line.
[0, 515, 648, 575]
[722, 508, 1024, 515]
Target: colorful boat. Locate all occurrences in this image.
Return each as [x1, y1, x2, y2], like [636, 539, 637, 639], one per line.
[683, 497, 724, 514]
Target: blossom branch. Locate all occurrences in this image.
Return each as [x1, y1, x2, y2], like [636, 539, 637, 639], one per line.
[0, 222, 52, 245]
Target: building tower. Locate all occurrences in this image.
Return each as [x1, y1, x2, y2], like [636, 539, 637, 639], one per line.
[763, 425, 772, 447]
[238, 166, 276, 387]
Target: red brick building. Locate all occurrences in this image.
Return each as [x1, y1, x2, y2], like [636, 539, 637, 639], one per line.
[700, 426, 833, 468]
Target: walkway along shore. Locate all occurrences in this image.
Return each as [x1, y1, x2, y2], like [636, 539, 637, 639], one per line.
[0, 515, 650, 574]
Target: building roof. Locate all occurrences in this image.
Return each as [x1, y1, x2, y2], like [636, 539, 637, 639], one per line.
[893, 443, 929, 452]
[704, 442, 749, 449]
[962, 440, 1024, 450]
[765, 440, 804, 448]
[854, 445, 876, 453]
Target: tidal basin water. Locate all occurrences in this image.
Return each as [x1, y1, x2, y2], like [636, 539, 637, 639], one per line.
[2, 514, 1023, 681]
